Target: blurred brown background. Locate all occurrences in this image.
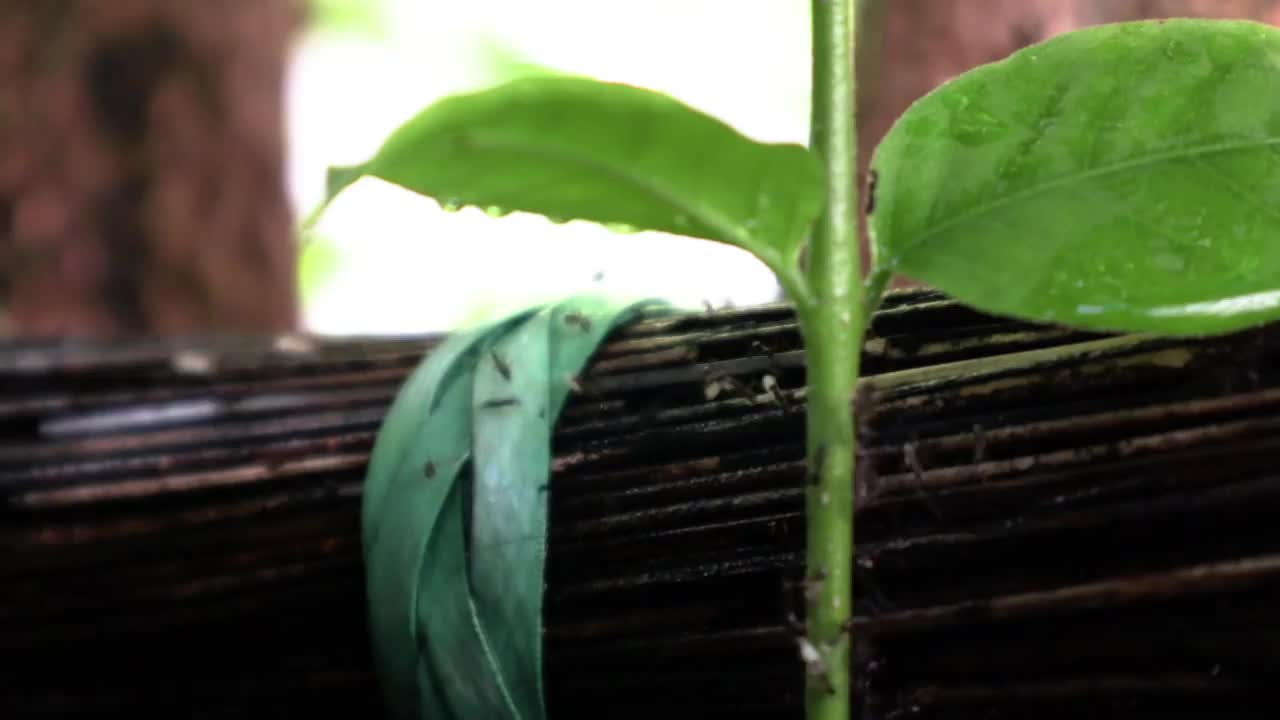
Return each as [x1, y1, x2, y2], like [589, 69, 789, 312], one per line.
[860, 0, 1280, 170]
[2, 0, 1280, 337]
[0, 0, 300, 337]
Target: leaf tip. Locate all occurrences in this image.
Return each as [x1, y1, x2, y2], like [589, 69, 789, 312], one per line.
[303, 164, 367, 230]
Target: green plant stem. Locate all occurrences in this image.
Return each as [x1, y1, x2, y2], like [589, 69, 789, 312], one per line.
[800, 0, 861, 719]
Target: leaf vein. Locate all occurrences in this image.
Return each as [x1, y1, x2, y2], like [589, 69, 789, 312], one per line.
[907, 136, 1280, 254]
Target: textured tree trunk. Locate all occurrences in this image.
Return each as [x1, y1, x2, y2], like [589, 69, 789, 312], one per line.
[0, 0, 299, 337]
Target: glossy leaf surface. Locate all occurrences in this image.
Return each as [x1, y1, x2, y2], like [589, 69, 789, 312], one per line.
[871, 19, 1280, 336]
[321, 76, 825, 272]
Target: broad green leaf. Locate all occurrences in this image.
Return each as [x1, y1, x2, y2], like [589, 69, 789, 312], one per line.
[870, 19, 1280, 336]
[317, 76, 825, 272]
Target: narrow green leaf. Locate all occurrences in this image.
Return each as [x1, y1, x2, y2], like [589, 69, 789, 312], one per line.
[315, 76, 825, 272]
[871, 19, 1280, 336]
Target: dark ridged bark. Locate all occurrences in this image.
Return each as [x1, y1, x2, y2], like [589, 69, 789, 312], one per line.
[4, 291, 1280, 718]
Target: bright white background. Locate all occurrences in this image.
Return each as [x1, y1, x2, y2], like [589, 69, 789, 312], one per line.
[288, 0, 811, 334]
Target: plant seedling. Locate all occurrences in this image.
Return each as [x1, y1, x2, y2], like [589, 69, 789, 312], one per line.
[312, 7, 1280, 719]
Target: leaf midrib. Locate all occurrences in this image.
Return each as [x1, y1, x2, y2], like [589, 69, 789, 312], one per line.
[900, 135, 1280, 257]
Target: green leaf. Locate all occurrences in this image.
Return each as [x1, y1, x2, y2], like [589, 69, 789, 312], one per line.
[317, 76, 825, 273]
[306, 0, 388, 39]
[362, 297, 667, 720]
[871, 19, 1280, 336]
[470, 36, 564, 84]
[297, 231, 342, 303]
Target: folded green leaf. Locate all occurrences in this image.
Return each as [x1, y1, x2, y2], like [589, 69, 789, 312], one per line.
[362, 297, 666, 720]
[871, 19, 1280, 336]
[317, 76, 825, 273]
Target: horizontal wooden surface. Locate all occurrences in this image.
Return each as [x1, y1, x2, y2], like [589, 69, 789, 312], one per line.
[5, 289, 1280, 718]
